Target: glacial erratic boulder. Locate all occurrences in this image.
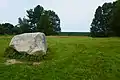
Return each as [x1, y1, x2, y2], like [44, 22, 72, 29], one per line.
[9, 32, 47, 55]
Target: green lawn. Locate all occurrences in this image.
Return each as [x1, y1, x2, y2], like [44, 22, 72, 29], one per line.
[0, 36, 120, 80]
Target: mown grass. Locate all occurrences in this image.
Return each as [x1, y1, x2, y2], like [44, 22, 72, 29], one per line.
[0, 36, 120, 80]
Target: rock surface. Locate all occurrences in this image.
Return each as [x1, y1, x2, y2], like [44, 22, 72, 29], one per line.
[9, 32, 47, 55]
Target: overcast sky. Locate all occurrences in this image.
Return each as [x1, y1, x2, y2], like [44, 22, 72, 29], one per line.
[0, 0, 116, 32]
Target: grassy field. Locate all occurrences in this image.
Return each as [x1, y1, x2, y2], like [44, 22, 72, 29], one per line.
[0, 36, 120, 80]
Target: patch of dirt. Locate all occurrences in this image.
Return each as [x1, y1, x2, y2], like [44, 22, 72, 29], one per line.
[5, 59, 41, 66]
[33, 62, 41, 66]
[5, 59, 23, 65]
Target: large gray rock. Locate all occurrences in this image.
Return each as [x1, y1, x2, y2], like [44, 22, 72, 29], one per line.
[9, 32, 47, 55]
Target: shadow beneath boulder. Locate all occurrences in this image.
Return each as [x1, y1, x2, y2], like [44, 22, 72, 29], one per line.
[4, 46, 54, 62]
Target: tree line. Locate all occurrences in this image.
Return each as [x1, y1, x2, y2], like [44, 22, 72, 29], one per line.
[0, 5, 61, 35]
[1, 0, 120, 37]
[90, 0, 120, 37]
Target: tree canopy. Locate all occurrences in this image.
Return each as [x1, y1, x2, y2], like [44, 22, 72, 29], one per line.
[109, 0, 120, 36]
[18, 5, 61, 35]
[90, 1, 117, 37]
[0, 23, 21, 35]
[0, 5, 61, 35]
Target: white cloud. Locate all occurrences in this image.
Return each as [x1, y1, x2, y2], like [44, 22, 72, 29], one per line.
[0, 0, 8, 8]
